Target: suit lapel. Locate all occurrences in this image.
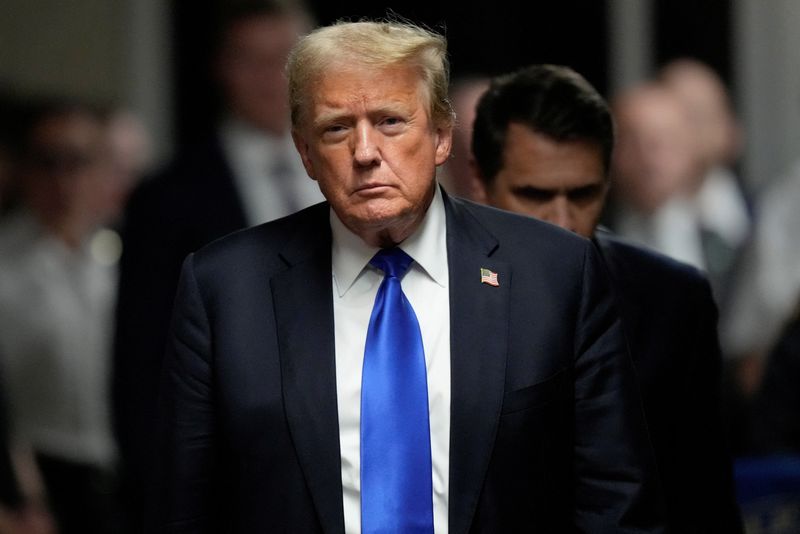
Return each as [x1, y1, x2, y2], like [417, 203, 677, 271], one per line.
[444, 195, 510, 534]
[271, 204, 345, 534]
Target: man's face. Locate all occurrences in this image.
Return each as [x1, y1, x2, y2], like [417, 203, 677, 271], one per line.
[24, 112, 112, 228]
[292, 63, 452, 246]
[480, 123, 607, 238]
[612, 89, 700, 213]
[218, 14, 303, 135]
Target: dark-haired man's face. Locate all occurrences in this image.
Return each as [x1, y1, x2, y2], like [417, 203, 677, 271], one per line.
[478, 123, 607, 238]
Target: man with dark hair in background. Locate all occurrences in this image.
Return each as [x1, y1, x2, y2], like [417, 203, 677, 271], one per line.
[471, 64, 742, 532]
[113, 0, 321, 527]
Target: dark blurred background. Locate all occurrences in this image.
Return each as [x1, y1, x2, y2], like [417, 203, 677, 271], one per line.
[171, 0, 732, 152]
[2, 0, 766, 183]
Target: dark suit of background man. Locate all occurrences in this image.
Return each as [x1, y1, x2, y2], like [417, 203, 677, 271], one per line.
[112, 1, 322, 527]
[148, 19, 666, 533]
[471, 64, 743, 532]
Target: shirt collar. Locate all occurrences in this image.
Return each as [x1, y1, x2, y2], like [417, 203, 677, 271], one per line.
[331, 184, 448, 297]
[219, 116, 294, 163]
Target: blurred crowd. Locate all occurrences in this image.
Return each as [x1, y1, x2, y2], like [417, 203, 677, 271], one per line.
[0, 1, 799, 533]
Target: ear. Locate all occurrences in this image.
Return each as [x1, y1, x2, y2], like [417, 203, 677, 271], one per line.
[434, 125, 453, 166]
[469, 156, 489, 204]
[291, 128, 316, 181]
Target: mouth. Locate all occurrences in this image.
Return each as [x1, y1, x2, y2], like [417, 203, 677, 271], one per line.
[354, 182, 393, 196]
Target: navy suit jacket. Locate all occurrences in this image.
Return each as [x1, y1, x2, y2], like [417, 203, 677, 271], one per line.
[148, 193, 665, 533]
[595, 231, 742, 533]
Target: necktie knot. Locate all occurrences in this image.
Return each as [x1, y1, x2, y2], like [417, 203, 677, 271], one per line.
[369, 247, 413, 280]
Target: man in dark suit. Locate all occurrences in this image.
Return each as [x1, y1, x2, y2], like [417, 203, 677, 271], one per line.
[471, 64, 742, 532]
[149, 21, 665, 532]
[113, 1, 322, 526]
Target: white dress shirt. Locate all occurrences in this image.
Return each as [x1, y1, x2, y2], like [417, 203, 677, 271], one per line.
[616, 167, 750, 275]
[721, 160, 800, 357]
[332, 185, 451, 533]
[219, 117, 324, 225]
[616, 196, 707, 270]
[0, 211, 116, 467]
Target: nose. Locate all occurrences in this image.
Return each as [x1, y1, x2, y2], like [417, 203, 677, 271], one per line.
[353, 122, 381, 167]
[548, 196, 575, 233]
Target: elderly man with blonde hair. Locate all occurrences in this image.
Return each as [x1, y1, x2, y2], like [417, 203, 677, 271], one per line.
[148, 19, 664, 533]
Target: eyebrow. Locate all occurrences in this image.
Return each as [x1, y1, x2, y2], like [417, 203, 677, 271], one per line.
[510, 183, 604, 195]
[312, 102, 413, 129]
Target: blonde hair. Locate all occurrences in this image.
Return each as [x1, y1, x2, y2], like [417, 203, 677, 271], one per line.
[287, 19, 454, 129]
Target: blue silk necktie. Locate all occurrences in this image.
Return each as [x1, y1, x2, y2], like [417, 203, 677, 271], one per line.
[361, 248, 434, 533]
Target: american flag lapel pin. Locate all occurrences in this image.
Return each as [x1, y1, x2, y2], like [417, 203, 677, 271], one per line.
[480, 267, 499, 287]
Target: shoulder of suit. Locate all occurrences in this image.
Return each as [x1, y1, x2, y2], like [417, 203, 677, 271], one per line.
[594, 229, 708, 289]
[192, 201, 328, 265]
[449, 195, 590, 252]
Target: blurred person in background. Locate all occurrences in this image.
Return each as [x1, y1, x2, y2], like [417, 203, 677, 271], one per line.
[720, 158, 800, 415]
[608, 83, 715, 283]
[752, 295, 800, 454]
[0, 91, 56, 534]
[106, 109, 153, 222]
[471, 64, 742, 532]
[0, 99, 134, 534]
[113, 0, 320, 527]
[0, 366, 55, 534]
[439, 75, 489, 201]
[659, 58, 751, 303]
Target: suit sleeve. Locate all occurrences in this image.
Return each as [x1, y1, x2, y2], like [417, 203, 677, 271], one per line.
[572, 243, 666, 533]
[145, 254, 219, 533]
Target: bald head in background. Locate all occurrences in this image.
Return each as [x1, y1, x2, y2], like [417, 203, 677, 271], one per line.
[611, 82, 703, 215]
[440, 76, 489, 201]
[659, 58, 741, 172]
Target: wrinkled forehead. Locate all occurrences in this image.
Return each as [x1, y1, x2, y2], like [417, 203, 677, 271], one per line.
[299, 60, 432, 122]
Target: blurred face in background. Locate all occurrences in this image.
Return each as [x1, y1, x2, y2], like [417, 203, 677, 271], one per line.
[105, 110, 151, 222]
[660, 60, 740, 170]
[22, 110, 112, 245]
[611, 85, 701, 214]
[479, 123, 607, 238]
[218, 13, 306, 135]
[444, 77, 489, 200]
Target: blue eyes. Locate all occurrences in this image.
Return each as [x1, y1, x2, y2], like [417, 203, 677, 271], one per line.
[321, 117, 405, 138]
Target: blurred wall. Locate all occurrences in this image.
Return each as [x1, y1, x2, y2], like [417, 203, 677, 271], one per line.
[608, 0, 653, 94]
[734, 0, 800, 191]
[2, 1, 799, 189]
[0, 0, 173, 165]
[0, 0, 124, 100]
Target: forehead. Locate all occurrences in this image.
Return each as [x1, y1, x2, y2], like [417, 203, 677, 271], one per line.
[304, 63, 427, 119]
[500, 123, 604, 187]
[617, 92, 690, 135]
[33, 112, 105, 148]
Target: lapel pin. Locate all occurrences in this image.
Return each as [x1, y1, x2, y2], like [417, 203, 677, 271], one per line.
[480, 268, 499, 287]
